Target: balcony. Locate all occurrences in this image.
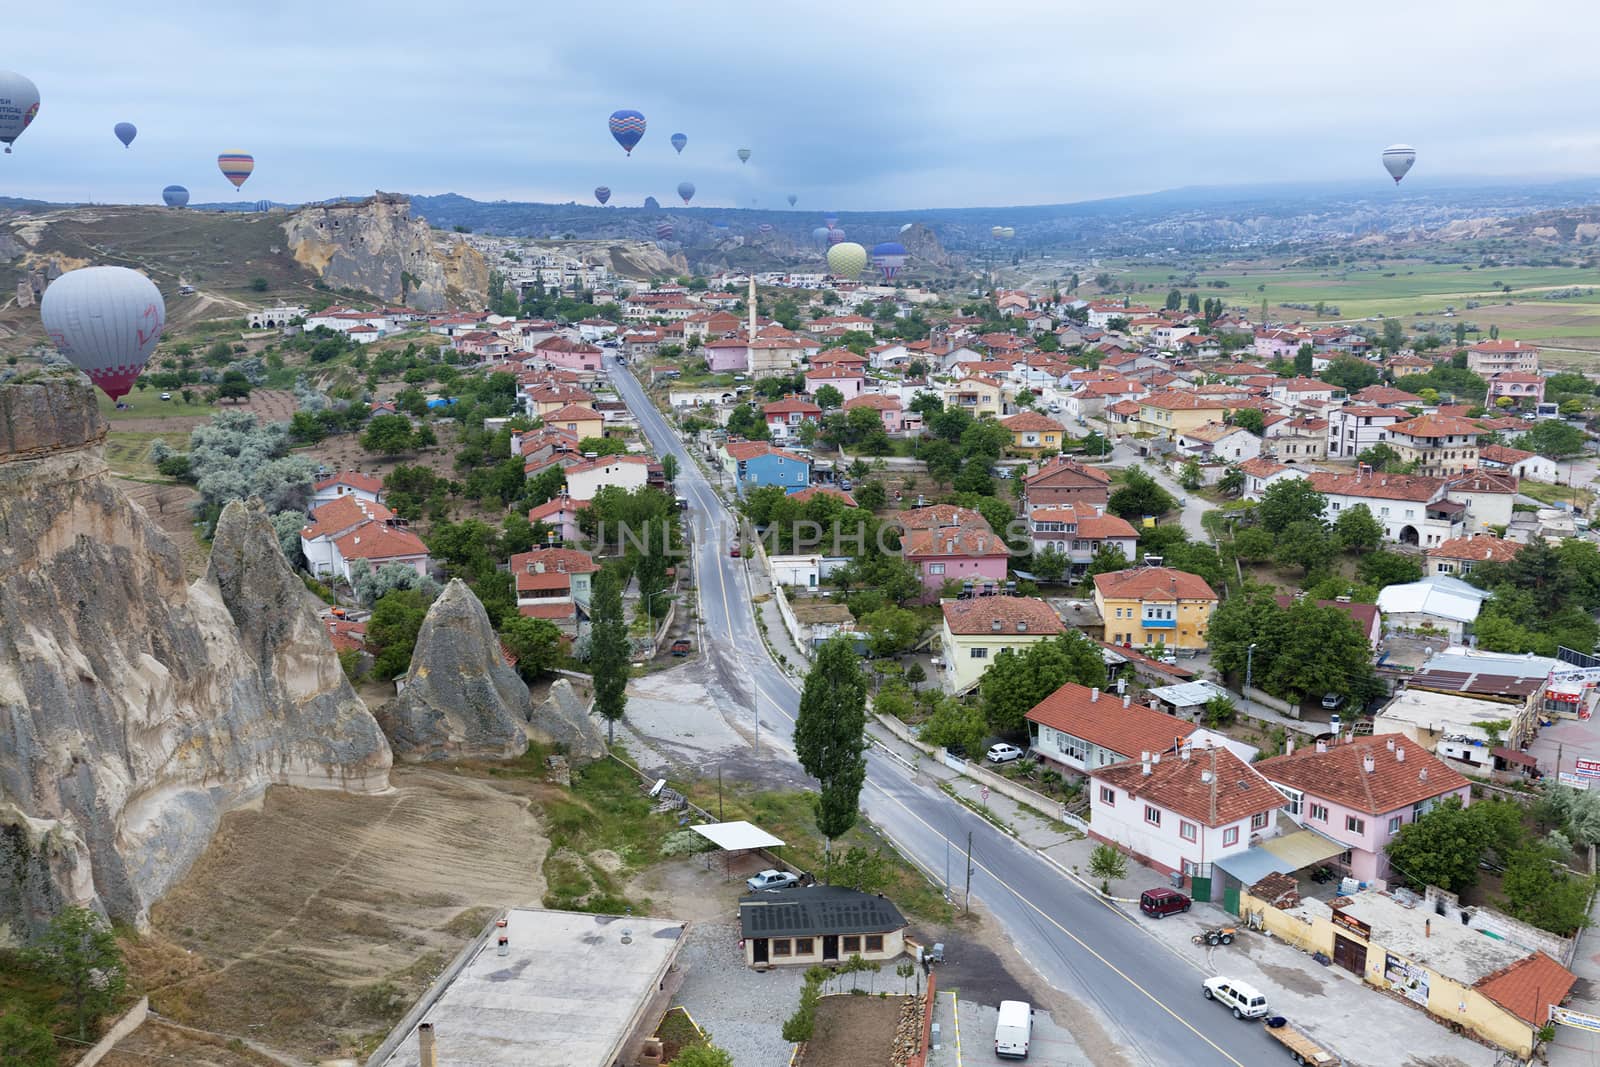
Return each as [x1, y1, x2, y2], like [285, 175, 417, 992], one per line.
[1141, 617, 1177, 629]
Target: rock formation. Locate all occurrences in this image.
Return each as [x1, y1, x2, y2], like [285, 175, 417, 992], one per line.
[376, 580, 530, 762]
[282, 192, 488, 312]
[533, 679, 607, 762]
[0, 374, 392, 938]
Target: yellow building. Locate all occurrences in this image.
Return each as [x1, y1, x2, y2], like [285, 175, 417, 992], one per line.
[543, 403, 604, 441]
[943, 376, 1004, 419]
[1238, 886, 1575, 1060]
[1093, 566, 1217, 651]
[1137, 391, 1236, 440]
[938, 596, 1065, 695]
[1000, 411, 1067, 456]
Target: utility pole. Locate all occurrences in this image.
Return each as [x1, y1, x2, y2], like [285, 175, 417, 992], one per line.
[964, 831, 973, 915]
[945, 836, 951, 898]
[1245, 642, 1258, 717]
[718, 765, 724, 822]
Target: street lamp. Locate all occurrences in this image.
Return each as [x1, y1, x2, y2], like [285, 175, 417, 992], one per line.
[644, 588, 671, 656]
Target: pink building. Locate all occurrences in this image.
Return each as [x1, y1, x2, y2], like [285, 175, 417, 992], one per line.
[1486, 372, 1545, 406]
[704, 337, 750, 373]
[804, 365, 865, 401]
[900, 505, 1009, 596]
[528, 490, 583, 545]
[843, 393, 911, 434]
[530, 336, 603, 373]
[1252, 330, 1302, 361]
[1256, 734, 1471, 882]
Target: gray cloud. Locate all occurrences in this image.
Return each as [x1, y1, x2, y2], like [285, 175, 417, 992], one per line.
[7, 0, 1600, 208]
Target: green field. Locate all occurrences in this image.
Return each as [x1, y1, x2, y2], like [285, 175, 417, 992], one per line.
[104, 430, 192, 479]
[1107, 258, 1600, 359]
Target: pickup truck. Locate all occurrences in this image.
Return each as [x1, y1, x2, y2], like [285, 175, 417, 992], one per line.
[745, 869, 801, 892]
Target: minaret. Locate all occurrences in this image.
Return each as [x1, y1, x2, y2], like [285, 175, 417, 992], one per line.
[748, 276, 757, 338]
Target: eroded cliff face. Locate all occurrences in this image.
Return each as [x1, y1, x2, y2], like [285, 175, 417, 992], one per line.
[0, 375, 391, 938]
[282, 192, 488, 312]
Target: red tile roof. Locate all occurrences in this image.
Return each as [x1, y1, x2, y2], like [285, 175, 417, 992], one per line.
[941, 596, 1064, 636]
[314, 471, 384, 495]
[1024, 456, 1112, 489]
[1427, 534, 1523, 564]
[1478, 444, 1537, 466]
[545, 403, 602, 424]
[1141, 390, 1235, 411]
[1030, 503, 1138, 539]
[843, 394, 901, 411]
[789, 485, 858, 508]
[1028, 682, 1195, 762]
[1305, 471, 1443, 502]
[764, 397, 823, 416]
[904, 523, 1007, 560]
[1473, 952, 1576, 1026]
[1257, 734, 1467, 815]
[1388, 414, 1485, 439]
[1093, 744, 1283, 827]
[334, 523, 428, 561]
[1469, 339, 1539, 353]
[1353, 385, 1424, 406]
[509, 548, 598, 575]
[1093, 567, 1217, 602]
[725, 440, 810, 464]
[302, 495, 395, 540]
[1002, 411, 1067, 433]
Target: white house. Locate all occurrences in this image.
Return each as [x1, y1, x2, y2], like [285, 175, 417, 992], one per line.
[1238, 457, 1302, 500]
[311, 471, 385, 508]
[1173, 423, 1262, 464]
[1325, 405, 1404, 461]
[1478, 444, 1558, 484]
[565, 454, 653, 503]
[1088, 744, 1285, 885]
[1027, 682, 1197, 775]
[1305, 471, 1462, 548]
[248, 305, 309, 329]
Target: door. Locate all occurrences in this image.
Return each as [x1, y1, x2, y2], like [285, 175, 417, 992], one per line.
[1190, 875, 1212, 903]
[1223, 886, 1240, 917]
[1333, 934, 1367, 976]
[822, 935, 839, 962]
[753, 939, 769, 964]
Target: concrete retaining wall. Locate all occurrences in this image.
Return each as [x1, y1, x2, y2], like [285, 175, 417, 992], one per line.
[73, 997, 147, 1067]
[1242, 685, 1298, 719]
[771, 584, 811, 663]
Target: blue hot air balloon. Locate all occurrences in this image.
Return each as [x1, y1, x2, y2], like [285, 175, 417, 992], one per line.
[811, 226, 831, 249]
[594, 185, 611, 205]
[871, 241, 909, 281]
[608, 109, 646, 155]
[677, 181, 695, 205]
[161, 185, 189, 208]
[671, 132, 687, 153]
[114, 122, 137, 148]
[787, 194, 798, 207]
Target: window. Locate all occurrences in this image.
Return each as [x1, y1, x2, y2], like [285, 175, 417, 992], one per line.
[1144, 805, 1161, 827]
[865, 935, 884, 952]
[1180, 821, 1197, 842]
[1388, 815, 1402, 834]
[1251, 812, 1269, 831]
[1309, 803, 1329, 822]
[929, 563, 945, 575]
[772, 939, 792, 957]
[970, 648, 988, 659]
[1273, 784, 1303, 816]
[794, 938, 814, 955]
[1099, 786, 1115, 806]
[843, 935, 861, 952]
[1346, 815, 1366, 834]
[1222, 826, 1239, 847]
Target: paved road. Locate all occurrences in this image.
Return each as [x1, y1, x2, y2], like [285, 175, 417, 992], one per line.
[607, 354, 1287, 1067]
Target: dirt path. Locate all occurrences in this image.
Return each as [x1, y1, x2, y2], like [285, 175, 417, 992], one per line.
[802, 995, 912, 1067]
[141, 768, 549, 1062]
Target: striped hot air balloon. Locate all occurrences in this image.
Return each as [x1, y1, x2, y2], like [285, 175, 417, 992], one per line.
[594, 186, 611, 205]
[827, 228, 847, 245]
[0, 70, 40, 154]
[40, 266, 165, 402]
[758, 223, 773, 234]
[1382, 144, 1416, 184]
[656, 221, 674, 240]
[737, 148, 751, 164]
[870, 241, 909, 281]
[162, 185, 189, 208]
[827, 242, 868, 280]
[608, 109, 646, 155]
[217, 152, 254, 190]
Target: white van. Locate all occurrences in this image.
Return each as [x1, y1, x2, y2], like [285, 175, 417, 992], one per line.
[994, 999, 1033, 1059]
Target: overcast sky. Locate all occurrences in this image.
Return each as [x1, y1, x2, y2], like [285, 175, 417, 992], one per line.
[7, 1, 1600, 210]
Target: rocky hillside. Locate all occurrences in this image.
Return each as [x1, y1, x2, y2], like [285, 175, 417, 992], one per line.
[0, 373, 392, 939]
[283, 192, 488, 311]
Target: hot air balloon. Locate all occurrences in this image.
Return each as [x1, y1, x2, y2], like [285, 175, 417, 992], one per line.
[787, 194, 798, 208]
[162, 185, 189, 208]
[40, 266, 165, 403]
[737, 148, 752, 164]
[255, 200, 272, 212]
[656, 221, 674, 240]
[0, 70, 41, 154]
[594, 186, 611, 205]
[870, 241, 909, 282]
[671, 132, 687, 153]
[826, 242, 868, 280]
[759, 223, 774, 234]
[609, 109, 646, 155]
[1382, 144, 1416, 184]
[677, 181, 695, 205]
[811, 226, 831, 249]
[899, 223, 914, 233]
[827, 228, 847, 245]
[113, 122, 137, 148]
[1003, 227, 1015, 239]
[991, 225, 1004, 239]
[217, 152, 254, 190]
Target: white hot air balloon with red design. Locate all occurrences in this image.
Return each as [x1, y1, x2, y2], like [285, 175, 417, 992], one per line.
[41, 266, 165, 403]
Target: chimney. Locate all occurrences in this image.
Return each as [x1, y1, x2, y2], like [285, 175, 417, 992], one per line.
[1091, 687, 1101, 702]
[1285, 737, 1295, 756]
[1152, 751, 1162, 765]
[418, 1023, 438, 1067]
[1385, 737, 1394, 751]
[1140, 751, 1152, 775]
[1316, 739, 1328, 754]
[1397, 746, 1406, 762]
[1180, 745, 1191, 762]
[1362, 754, 1376, 774]
[1123, 694, 1131, 708]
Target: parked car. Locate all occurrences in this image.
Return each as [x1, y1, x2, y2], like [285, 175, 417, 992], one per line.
[1203, 976, 1270, 1020]
[994, 999, 1033, 1059]
[745, 869, 800, 892]
[670, 639, 691, 657]
[986, 743, 1025, 764]
[729, 545, 741, 558]
[1321, 692, 1346, 710]
[159, 391, 172, 400]
[1139, 887, 1192, 919]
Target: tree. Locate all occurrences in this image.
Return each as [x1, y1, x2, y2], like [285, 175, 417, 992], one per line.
[1031, 545, 1068, 582]
[1256, 477, 1325, 533]
[1358, 549, 1421, 588]
[861, 606, 922, 657]
[979, 632, 1107, 733]
[352, 559, 440, 606]
[814, 384, 845, 410]
[1274, 519, 1334, 574]
[1380, 317, 1405, 351]
[362, 413, 419, 455]
[1500, 844, 1595, 935]
[1231, 407, 1265, 436]
[673, 1045, 736, 1067]
[1165, 288, 1182, 311]
[1178, 458, 1203, 492]
[499, 615, 564, 681]
[0, 1014, 55, 1067]
[1218, 464, 1245, 497]
[1321, 357, 1381, 392]
[1293, 344, 1315, 377]
[661, 453, 678, 484]
[25, 907, 126, 1041]
[589, 566, 630, 743]
[367, 587, 436, 678]
[1333, 504, 1384, 554]
[577, 436, 628, 458]
[919, 696, 989, 758]
[1385, 797, 1486, 892]
[1089, 843, 1128, 887]
[1107, 467, 1176, 520]
[1202, 695, 1238, 727]
[795, 638, 868, 863]
[1523, 418, 1586, 458]
[1356, 442, 1410, 473]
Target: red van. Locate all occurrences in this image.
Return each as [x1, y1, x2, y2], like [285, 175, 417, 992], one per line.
[1139, 887, 1191, 918]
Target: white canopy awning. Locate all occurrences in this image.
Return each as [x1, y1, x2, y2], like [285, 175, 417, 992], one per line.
[691, 820, 785, 852]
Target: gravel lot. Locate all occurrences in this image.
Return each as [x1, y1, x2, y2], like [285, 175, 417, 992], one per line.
[671, 921, 808, 1066]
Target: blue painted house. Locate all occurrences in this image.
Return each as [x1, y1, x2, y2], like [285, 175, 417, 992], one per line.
[722, 440, 811, 495]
